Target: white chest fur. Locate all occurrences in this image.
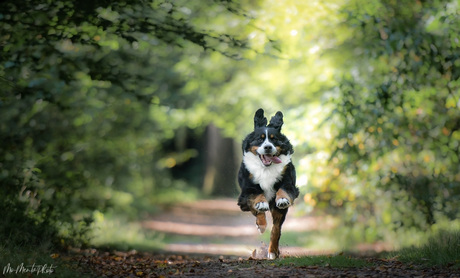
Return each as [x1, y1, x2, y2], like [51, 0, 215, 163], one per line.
[243, 152, 291, 201]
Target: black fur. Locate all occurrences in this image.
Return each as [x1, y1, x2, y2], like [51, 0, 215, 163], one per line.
[254, 108, 268, 129]
[237, 162, 297, 211]
[237, 108, 299, 211]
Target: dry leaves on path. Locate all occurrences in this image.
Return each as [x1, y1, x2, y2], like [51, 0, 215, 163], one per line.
[68, 249, 460, 278]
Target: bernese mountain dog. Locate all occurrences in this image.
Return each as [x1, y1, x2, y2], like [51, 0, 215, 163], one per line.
[237, 108, 299, 259]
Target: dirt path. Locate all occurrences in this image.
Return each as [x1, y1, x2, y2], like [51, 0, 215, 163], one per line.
[140, 198, 339, 258]
[66, 199, 460, 277]
[70, 249, 460, 277]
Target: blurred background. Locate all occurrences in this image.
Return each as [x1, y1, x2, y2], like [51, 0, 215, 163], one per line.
[1, 0, 460, 256]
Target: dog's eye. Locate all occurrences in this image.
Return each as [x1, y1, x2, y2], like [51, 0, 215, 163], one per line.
[270, 134, 274, 139]
[261, 134, 265, 139]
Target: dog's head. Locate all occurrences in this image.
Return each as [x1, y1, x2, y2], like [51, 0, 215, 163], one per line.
[242, 108, 293, 167]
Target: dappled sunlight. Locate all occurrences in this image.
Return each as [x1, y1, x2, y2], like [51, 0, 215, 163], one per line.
[2, 1, 460, 272]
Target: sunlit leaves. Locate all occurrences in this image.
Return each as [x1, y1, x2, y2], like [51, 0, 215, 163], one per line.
[2, 0, 460, 249]
[304, 0, 460, 245]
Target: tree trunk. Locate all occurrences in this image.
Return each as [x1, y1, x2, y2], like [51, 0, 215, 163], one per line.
[202, 124, 240, 197]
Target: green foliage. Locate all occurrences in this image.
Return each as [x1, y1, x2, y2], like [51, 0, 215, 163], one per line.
[295, 0, 460, 246]
[392, 230, 460, 267]
[90, 211, 164, 252]
[0, 0, 266, 247]
[1, 0, 460, 251]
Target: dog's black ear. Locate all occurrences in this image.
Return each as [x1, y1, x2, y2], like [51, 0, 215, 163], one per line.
[254, 108, 267, 129]
[268, 111, 284, 131]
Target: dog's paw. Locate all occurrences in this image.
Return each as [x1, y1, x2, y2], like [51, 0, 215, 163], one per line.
[254, 201, 269, 211]
[256, 223, 266, 234]
[276, 198, 290, 209]
[268, 252, 278, 260]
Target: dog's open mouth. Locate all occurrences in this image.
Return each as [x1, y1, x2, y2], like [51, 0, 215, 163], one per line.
[259, 154, 282, 166]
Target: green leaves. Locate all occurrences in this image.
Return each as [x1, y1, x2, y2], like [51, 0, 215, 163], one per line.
[0, 0, 263, 247]
[2, 0, 459, 250]
[307, 0, 460, 245]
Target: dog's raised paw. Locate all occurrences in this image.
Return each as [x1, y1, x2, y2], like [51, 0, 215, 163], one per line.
[254, 201, 269, 211]
[276, 198, 290, 209]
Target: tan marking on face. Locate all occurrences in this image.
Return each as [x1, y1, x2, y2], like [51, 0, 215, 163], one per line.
[275, 146, 281, 155]
[270, 134, 274, 139]
[250, 146, 259, 155]
[261, 133, 265, 139]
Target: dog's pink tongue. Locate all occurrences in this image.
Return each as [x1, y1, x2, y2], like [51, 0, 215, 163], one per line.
[268, 156, 282, 164]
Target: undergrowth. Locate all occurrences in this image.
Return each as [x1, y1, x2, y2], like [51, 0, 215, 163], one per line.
[89, 211, 164, 252]
[391, 229, 460, 267]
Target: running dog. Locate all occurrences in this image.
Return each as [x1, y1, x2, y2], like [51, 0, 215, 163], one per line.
[237, 108, 299, 259]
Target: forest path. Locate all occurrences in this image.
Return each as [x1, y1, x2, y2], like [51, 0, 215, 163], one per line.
[141, 198, 340, 258]
[68, 199, 459, 277]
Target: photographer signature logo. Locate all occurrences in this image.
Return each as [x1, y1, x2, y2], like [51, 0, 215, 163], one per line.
[3, 263, 56, 275]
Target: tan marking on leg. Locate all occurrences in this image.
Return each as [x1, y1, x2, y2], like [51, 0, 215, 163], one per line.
[276, 188, 292, 204]
[255, 212, 267, 233]
[268, 209, 286, 259]
[249, 194, 269, 233]
[276, 189, 292, 209]
[253, 194, 268, 205]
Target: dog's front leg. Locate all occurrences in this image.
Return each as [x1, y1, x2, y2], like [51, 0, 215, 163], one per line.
[254, 212, 267, 234]
[275, 188, 292, 209]
[253, 193, 269, 211]
[250, 194, 269, 233]
[268, 208, 287, 259]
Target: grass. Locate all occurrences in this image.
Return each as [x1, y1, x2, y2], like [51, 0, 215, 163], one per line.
[274, 253, 373, 268]
[274, 230, 460, 269]
[391, 229, 460, 267]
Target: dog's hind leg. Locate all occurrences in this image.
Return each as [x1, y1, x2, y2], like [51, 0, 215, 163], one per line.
[268, 207, 287, 259]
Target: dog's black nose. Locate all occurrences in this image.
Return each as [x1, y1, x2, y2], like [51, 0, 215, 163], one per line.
[264, 145, 272, 151]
